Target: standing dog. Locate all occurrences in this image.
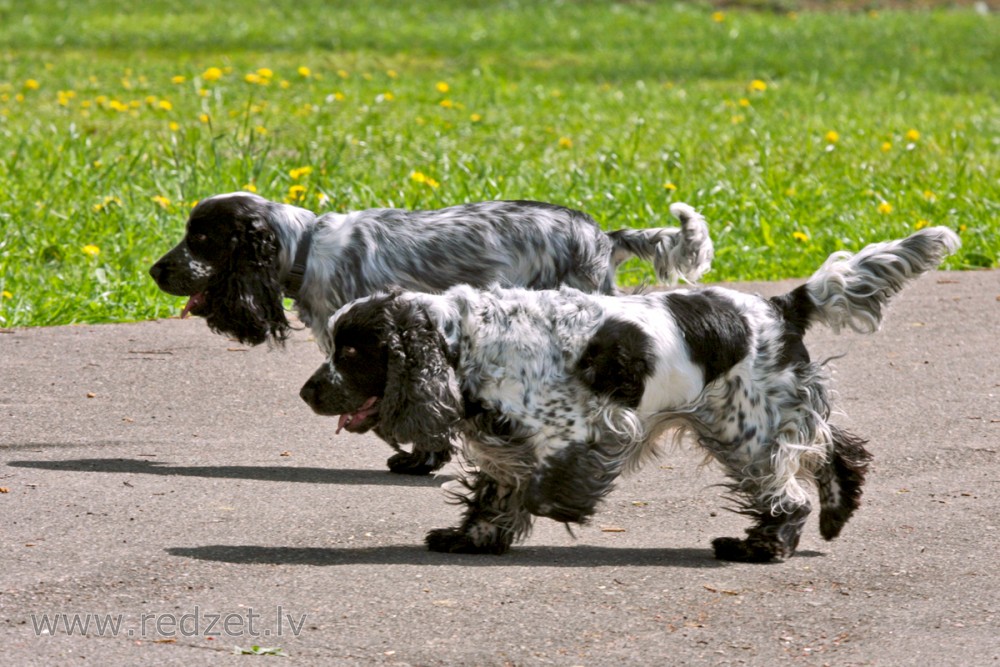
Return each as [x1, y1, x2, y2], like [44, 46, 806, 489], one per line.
[300, 227, 959, 561]
[150, 192, 713, 474]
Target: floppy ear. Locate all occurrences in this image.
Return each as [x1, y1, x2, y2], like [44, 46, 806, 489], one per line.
[378, 297, 463, 451]
[203, 216, 289, 346]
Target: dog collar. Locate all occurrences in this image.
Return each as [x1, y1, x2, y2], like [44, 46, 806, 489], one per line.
[283, 227, 313, 296]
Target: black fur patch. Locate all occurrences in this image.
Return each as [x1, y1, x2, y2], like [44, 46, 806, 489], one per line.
[575, 318, 654, 408]
[662, 291, 750, 385]
[769, 284, 817, 366]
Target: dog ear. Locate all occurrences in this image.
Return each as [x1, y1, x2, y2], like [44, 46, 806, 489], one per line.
[378, 297, 462, 451]
[203, 216, 290, 346]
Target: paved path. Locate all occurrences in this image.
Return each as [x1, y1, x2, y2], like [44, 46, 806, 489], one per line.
[2, 271, 998, 666]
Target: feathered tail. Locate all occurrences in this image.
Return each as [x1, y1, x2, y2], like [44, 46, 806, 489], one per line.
[802, 226, 960, 334]
[607, 202, 714, 284]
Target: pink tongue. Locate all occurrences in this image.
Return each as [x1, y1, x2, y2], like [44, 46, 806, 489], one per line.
[180, 293, 205, 319]
[336, 396, 379, 434]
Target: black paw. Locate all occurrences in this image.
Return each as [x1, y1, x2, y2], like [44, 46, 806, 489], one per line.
[386, 449, 452, 476]
[711, 536, 782, 563]
[425, 527, 509, 555]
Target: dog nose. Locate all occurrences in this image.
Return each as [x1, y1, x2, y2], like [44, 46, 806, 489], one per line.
[299, 378, 318, 406]
[149, 262, 164, 283]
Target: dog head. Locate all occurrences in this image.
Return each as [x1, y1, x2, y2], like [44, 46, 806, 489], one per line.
[299, 290, 462, 451]
[149, 192, 311, 346]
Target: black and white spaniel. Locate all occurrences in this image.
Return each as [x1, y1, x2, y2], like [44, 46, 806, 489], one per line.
[300, 227, 959, 561]
[150, 192, 713, 474]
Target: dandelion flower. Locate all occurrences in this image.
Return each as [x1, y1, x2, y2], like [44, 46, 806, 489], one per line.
[297, 66, 311, 78]
[381, 92, 395, 102]
[881, 141, 892, 152]
[82, 244, 101, 257]
[439, 99, 454, 109]
[256, 68, 273, 79]
[202, 67, 223, 82]
[663, 182, 677, 192]
[152, 195, 171, 209]
[386, 69, 398, 79]
[171, 75, 186, 84]
[157, 100, 173, 111]
[711, 11, 725, 22]
[436, 81, 450, 93]
[923, 190, 936, 202]
[337, 69, 349, 79]
[289, 166, 313, 180]
[287, 184, 307, 202]
[738, 98, 750, 107]
[825, 130, 840, 143]
[792, 231, 809, 243]
[168, 121, 180, 132]
[25, 79, 40, 90]
[915, 219, 930, 230]
[558, 136, 573, 149]
[877, 202, 893, 215]
[410, 171, 428, 184]
[1, 290, 11, 299]
[905, 129, 920, 142]
[748, 79, 767, 92]
[254, 125, 268, 135]
[244, 183, 257, 193]
[198, 113, 210, 124]
[470, 113, 482, 123]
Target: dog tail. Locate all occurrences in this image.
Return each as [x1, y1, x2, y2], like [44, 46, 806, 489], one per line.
[607, 202, 714, 285]
[816, 425, 873, 540]
[780, 226, 960, 334]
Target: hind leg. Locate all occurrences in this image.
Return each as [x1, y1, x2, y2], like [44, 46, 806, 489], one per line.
[425, 472, 533, 555]
[817, 425, 872, 540]
[712, 498, 812, 562]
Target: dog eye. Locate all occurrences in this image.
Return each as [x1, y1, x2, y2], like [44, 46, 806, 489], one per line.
[340, 346, 357, 358]
[191, 233, 208, 243]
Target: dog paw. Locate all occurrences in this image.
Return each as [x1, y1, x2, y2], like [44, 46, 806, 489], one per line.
[386, 449, 451, 475]
[711, 536, 782, 563]
[425, 528, 508, 555]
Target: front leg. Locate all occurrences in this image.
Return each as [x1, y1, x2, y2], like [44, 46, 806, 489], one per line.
[426, 473, 534, 555]
[386, 448, 451, 475]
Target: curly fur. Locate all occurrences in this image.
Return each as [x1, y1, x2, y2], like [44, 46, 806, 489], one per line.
[151, 192, 714, 474]
[301, 227, 958, 562]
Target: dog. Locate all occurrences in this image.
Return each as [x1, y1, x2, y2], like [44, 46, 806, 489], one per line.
[299, 227, 959, 561]
[150, 192, 713, 474]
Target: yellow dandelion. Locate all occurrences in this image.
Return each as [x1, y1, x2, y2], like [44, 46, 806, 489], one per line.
[410, 171, 428, 184]
[731, 114, 745, 124]
[152, 195, 171, 209]
[1, 290, 11, 299]
[289, 166, 313, 180]
[825, 130, 840, 144]
[748, 79, 767, 92]
[386, 69, 398, 79]
[738, 98, 750, 107]
[663, 182, 677, 192]
[881, 141, 892, 152]
[202, 67, 223, 82]
[337, 69, 349, 79]
[877, 202, 893, 215]
[436, 81, 450, 93]
[168, 121, 180, 132]
[280, 80, 290, 89]
[82, 244, 101, 257]
[171, 75, 186, 84]
[157, 100, 172, 111]
[470, 113, 482, 123]
[25, 79, 40, 90]
[198, 113, 210, 124]
[923, 190, 936, 202]
[426, 177, 440, 189]
[254, 125, 268, 135]
[382, 92, 395, 102]
[287, 184, 307, 201]
[558, 136, 573, 149]
[331, 91, 346, 102]
[915, 219, 930, 230]
[244, 183, 257, 193]
[792, 231, 809, 243]
[785, 187, 796, 197]
[297, 66, 311, 78]
[245, 73, 262, 85]
[198, 88, 209, 97]
[905, 129, 920, 142]
[439, 98, 454, 108]
[711, 11, 725, 22]
[256, 68, 273, 79]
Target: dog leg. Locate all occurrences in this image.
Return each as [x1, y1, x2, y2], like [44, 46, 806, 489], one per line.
[712, 499, 812, 563]
[816, 425, 872, 540]
[386, 448, 452, 475]
[426, 473, 533, 555]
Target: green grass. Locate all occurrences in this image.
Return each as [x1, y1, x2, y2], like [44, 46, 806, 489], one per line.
[0, 0, 997, 327]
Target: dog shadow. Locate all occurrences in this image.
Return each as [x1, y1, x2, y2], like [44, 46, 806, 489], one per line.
[164, 543, 809, 568]
[7, 457, 445, 487]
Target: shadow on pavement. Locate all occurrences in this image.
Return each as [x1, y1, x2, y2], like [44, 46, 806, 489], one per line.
[7, 457, 446, 487]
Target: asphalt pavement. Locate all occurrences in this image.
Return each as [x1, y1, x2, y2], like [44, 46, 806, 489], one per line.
[1, 270, 998, 666]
